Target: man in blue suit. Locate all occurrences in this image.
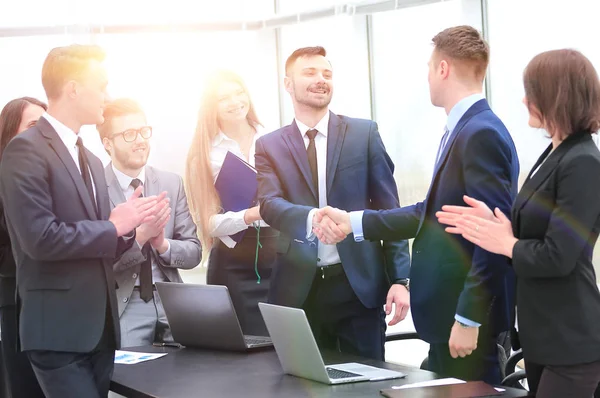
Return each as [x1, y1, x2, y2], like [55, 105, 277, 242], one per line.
[255, 46, 410, 361]
[315, 26, 519, 384]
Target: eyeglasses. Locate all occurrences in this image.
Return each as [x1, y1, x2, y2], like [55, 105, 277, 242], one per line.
[112, 126, 152, 142]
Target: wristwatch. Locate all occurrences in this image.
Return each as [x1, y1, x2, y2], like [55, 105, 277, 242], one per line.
[395, 278, 410, 291]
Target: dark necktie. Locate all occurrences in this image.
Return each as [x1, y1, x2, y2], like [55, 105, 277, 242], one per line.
[435, 127, 451, 166]
[130, 178, 153, 303]
[306, 129, 319, 195]
[75, 137, 97, 215]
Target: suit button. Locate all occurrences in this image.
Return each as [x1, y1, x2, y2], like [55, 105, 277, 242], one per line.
[132, 273, 137, 279]
[123, 297, 128, 303]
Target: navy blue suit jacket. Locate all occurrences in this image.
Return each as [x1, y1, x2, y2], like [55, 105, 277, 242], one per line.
[255, 112, 410, 309]
[362, 100, 519, 343]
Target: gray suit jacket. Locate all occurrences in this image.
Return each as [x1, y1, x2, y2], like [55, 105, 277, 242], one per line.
[0, 118, 132, 353]
[105, 164, 201, 316]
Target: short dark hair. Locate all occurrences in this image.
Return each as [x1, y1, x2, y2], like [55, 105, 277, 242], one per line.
[42, 44, 105, 100]
[524, 49, 600, 138]
[285, 46, 327, 76]
[97, 98, 146, 140]
[0, 97, 47, 161]
[432, 25, 489, 81]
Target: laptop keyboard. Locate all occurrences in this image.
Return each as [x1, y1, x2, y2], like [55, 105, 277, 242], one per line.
[326, 367, 362, 380]
[244, 336, 272, 346]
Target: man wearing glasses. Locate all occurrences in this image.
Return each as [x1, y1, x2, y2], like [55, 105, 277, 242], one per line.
[98, 98, 201, 347]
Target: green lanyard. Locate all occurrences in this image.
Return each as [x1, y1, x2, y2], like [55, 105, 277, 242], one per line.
[253, 223, 262, 284]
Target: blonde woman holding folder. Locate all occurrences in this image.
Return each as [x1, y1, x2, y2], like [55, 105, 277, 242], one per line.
[186, 70, 277, 336]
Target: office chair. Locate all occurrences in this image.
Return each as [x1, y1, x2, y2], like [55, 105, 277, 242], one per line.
[385, 331, 526, 388]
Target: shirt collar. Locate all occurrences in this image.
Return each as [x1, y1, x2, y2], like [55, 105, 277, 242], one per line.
[446, 93, 485, 133]
[212, 131, 231, 147]
[42, 112, 78, 150]
[112, 163, 146, 192]
[211, 125, 267, 147]
[295, 111, 330, 138]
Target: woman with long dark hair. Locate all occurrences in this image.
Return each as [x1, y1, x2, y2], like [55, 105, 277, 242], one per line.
[0, 96, 47, 397]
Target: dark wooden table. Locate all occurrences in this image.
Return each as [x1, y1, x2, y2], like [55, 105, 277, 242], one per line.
[110, 346, 531, 397]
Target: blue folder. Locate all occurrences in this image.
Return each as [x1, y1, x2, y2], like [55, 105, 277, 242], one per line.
[214, 151, 258, 243]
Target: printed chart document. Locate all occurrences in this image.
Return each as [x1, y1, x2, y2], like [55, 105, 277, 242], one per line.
[114, 350, 167, 365]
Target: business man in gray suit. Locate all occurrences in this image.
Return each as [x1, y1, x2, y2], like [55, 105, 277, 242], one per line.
[98, 98, 202, 347]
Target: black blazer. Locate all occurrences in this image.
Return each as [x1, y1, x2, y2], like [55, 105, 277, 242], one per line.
[0, 201, 17, 307]
[0, 117, 133, 353]
[512, 132, 600, 366]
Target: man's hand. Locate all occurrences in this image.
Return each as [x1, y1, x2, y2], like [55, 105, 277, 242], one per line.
[448, 321, 479, 359]
[313, 206, 351, 244]
[147, 197, 172, 253]
[109, 187, 167, 237]
[244, 205, 262, 225]
[385, 284, 410, 326]
[135, 192, 170, 246]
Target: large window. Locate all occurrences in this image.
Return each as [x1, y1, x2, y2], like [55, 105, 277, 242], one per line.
[278, 15, 372, 123]
[370, 0, 483, 206]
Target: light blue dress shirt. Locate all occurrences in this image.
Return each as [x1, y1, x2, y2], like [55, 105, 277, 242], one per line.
[350, 93, 486, 327]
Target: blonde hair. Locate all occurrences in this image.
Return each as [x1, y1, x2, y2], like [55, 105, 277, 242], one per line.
[185, 70, 261, 260]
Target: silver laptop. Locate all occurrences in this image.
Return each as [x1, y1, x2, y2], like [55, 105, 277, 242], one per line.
[258, 302, 406, 385]
[156, 283, 272, 351]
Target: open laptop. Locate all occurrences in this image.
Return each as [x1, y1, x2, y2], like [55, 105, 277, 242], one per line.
[156, 282, 272, 351]
[258, 302, 406, 385]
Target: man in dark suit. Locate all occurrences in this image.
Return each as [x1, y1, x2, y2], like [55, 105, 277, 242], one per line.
[255, 46, 410, 361]
[0, 45, 167, 398]
[98, 98, 201, 348]
[315, 26, 519, 384]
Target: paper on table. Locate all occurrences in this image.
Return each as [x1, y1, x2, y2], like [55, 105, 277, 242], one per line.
[391, 378, 505, 393]
[391, 378, 465, 389]
[114, 350, 167, 365]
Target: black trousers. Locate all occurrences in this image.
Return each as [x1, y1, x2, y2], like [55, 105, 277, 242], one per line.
[302, 264, 386, 361]
[0, 304, 45, 398]
[427, 330, 501, 386]
[207, 227, 277, 336]
[526, 359, 600, 398]
[26, 293, 116, 398]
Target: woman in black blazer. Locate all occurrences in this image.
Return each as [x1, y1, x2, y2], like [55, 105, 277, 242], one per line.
[0, 97, 47, 398]
[436, 49, 600, 397]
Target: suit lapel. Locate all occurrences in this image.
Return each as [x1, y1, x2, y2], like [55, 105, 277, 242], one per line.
[417, 99, 490, 234]
[38, 118, 97, 220]
[512, 133, 591, 228]
[144, 166, 159, 197]
[326, 112, 346, 196]
[283, 122, 318, 200]
[105, 163, 127, 207]
[87, 153, 107, 219]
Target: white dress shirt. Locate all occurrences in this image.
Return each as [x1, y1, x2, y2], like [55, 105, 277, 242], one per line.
[111, 164, 169, 284]
[42, 113, 97, 198]
[209, 125, 270, 248]
[297, 112, 341, 267]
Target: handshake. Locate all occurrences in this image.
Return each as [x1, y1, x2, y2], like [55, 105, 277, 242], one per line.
[312, 206, 353, 245]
